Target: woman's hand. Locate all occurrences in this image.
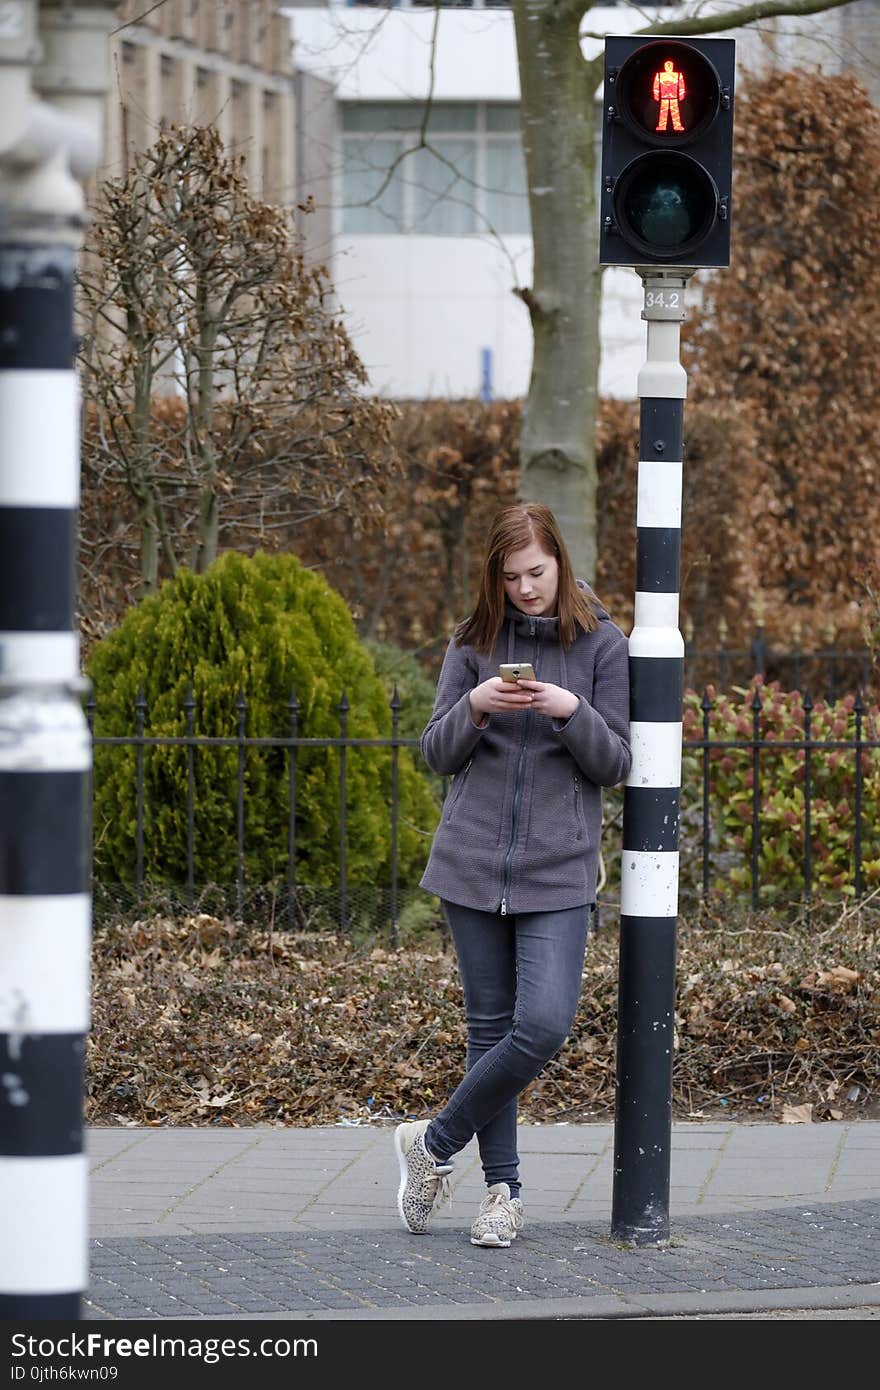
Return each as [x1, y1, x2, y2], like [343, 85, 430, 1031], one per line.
[469, 678, 579, 722]
[514, 679, 579, 720]
[469, 677, 535, 721]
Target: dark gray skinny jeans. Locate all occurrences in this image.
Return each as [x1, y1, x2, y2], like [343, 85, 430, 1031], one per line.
[425, 900, 591, 1199]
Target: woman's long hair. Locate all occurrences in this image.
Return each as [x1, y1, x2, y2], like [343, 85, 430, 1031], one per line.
[456, 502, 599, 653]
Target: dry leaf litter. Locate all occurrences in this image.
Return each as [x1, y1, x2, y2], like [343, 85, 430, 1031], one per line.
[87, 908, 879, 1128]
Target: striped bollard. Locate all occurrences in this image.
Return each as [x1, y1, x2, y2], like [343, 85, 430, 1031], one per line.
[0, 244, 91, 1317]
[611, 271, 691, 1245]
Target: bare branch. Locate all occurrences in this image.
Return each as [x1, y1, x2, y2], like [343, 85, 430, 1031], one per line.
[111, 0, 170, 38]
[582, 0, 859, 41]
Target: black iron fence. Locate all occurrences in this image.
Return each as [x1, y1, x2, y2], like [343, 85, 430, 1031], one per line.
[87, 688, 419, 941]
[681, 685, 879, 911]
[86, 675, 880, 933]
[683, 624, 872, 702]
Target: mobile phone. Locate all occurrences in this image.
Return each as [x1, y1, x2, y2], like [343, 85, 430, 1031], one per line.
[499, 662, 536, 683]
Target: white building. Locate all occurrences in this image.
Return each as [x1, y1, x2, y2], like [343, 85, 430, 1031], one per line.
[284, 0, 879, 401]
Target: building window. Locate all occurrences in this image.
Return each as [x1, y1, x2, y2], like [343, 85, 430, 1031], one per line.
[341, 102, 528, 236]
[484, 104, 528, 236]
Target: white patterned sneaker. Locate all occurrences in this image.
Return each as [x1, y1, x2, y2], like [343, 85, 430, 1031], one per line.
[394, 1119, 454, 1234]
[470, 1183, 524, 1247]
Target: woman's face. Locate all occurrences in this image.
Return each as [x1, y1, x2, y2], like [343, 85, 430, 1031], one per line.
[502, 539, 560, 618]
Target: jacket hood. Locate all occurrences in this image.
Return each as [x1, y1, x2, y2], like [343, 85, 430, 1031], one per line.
[502, 578, 610, 639]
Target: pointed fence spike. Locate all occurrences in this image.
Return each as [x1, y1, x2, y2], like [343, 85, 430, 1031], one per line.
[288, 686, 299, 711]
[339, 690, 350, 713]
[854, 687, 864, 713]
[701, 687, 712, 711]
[390, 684, 401, 711]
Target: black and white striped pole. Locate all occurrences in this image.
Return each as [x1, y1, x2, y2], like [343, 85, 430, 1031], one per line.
[612, 270, 691, 1245]
[599, 32, 734, 1245]
[0, 0, 115, 1320]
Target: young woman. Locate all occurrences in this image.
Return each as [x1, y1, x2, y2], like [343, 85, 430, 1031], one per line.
[394, 501, 631, 1247]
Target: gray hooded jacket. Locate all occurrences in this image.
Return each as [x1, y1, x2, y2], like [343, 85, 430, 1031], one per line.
[419, 584, 631, 915]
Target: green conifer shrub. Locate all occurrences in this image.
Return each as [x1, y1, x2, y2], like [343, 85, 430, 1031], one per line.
[87, 552, 440, 899]
[363, 638, 438, 740]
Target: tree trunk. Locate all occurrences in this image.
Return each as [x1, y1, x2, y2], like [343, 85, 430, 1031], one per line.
[131, 344, 159, 597]
[191, 296, 219, 572]
[512, 1, 602, 582]
[193, 488, 219, 573]
[458, 496, 470, 616]
[138, 493, 159, 596]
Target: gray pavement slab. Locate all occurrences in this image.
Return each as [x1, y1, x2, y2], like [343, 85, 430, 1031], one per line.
[78, 1120, 880, 1320]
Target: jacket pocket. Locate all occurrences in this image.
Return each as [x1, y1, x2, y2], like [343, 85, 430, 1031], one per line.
[445, 758, 472, 821]
[573, 774, 587, 842]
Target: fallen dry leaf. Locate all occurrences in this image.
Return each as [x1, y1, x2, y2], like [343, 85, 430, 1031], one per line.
[822, 966, 861, 992]
[781, 1102, 814, 1124]
[801, 966, 861, 994]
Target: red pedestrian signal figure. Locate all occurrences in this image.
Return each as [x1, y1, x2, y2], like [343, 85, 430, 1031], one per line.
[653, 59, 686, 133]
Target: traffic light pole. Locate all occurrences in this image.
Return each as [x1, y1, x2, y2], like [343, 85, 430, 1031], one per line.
[612, 268, 692, 1245]
[0, 0, 115, 1320]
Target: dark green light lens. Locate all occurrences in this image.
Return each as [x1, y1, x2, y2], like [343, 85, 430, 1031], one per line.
[626, 179, 694, 248]
[613, 151, 718, 258]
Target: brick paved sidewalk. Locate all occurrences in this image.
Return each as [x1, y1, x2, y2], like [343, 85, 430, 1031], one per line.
[81, 1121, 880, 1320]
[85, 1197, 880, 1321]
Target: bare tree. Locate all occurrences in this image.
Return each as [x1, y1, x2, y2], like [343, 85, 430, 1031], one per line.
[79, 124, 399, 599]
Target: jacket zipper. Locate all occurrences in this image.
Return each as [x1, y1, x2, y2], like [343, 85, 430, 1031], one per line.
[500, 621, 541, 915]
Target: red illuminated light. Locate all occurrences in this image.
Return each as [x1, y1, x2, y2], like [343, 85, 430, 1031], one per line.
[612, 38, 723, 147]
[653, 59, 687, 134]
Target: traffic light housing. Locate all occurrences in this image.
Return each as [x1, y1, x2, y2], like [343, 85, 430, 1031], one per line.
[599, 35, 735, 269]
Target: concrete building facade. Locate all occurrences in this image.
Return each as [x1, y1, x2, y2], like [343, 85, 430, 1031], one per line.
[100, 0, 296, 204]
